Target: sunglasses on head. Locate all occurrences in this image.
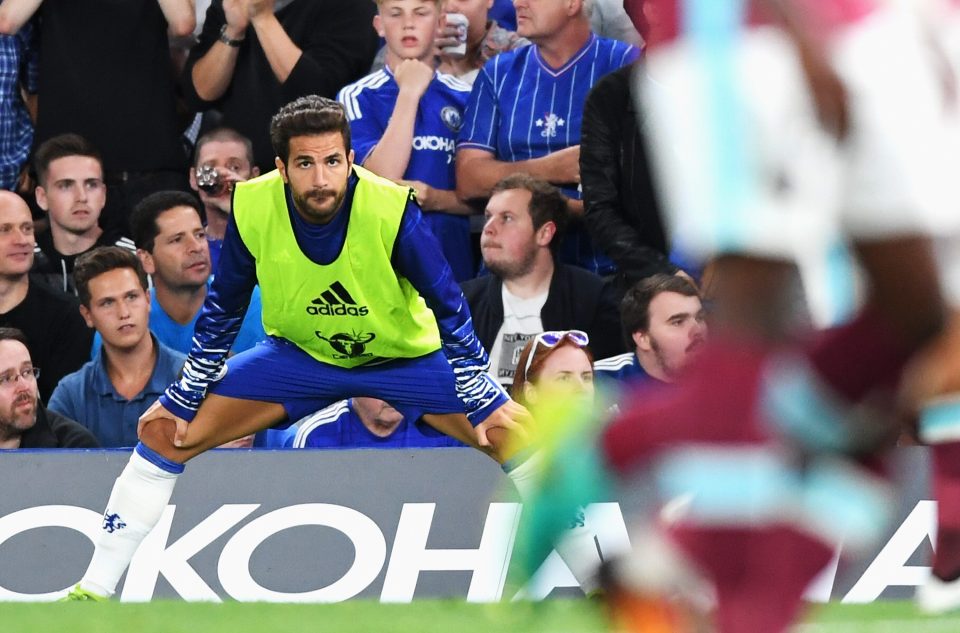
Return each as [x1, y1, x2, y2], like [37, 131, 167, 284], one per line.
[521, 330, 590, 379]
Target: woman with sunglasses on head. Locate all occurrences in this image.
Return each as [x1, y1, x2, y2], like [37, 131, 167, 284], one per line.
[511, 330, 595, 407]
[499, 330, 607, 596]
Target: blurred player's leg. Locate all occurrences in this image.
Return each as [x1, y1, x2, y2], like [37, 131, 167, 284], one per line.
[909, 374, 960, 610]
[505, 452, 603, 593]
[601, 526, 715, 633]
[692, 527, 833, 633]
[903, 0, 960, 612]
[766, 237, 945, 455]
[912, 276, 960, 612]
[628, 2, 950, 631]
[795, 0, 954, 420]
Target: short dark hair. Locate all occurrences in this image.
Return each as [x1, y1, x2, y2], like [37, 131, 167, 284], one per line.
[620, 273, 700, 345]
[129, 191, 204, 253]
[74, 247, 149, 308]
[0, 327, 28, 347]
[490, 173, 569, 241]
[33, 134, 103, 186]
[193, 127, 255, 168]
[270, 96, 351, 165]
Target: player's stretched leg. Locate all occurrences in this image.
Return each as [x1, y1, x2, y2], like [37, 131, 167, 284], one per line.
[918, 441, 960, 612]
[906, 311, 960, 612]
[71, 394, 286, 600]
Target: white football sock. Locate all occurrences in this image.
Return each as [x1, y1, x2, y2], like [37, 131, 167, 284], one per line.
[80, 449, 181, 597]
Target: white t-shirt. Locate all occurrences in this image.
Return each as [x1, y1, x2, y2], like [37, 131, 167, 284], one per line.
[487, 285, 547, 388]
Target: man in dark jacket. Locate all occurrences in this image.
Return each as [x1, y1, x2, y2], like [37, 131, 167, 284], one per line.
[0, 191, 93, 401]
[0, 327, 98, 449]
[31, 134, 136, 295]
[581, 63, 677, 292]
[182, 0, 378, 173]
[461, 174, 624, 388]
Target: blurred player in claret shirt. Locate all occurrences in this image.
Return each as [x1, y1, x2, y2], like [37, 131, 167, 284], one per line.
[899, 0, 960, 615]
[517, 0, 960, 630]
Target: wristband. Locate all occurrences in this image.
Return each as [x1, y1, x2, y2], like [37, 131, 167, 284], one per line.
[219, 24, 245, 47]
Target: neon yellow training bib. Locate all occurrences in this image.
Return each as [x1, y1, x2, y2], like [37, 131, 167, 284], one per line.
[233, 166, 441, 368]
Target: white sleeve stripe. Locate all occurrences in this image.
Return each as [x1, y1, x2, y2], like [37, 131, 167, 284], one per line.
[437, 72, 472, 92]
[293, 401, 350, 447]
[338, 70, 390, 121]
[507, 53, 531, 162]
[457, 142, 496, 152]
[593, 353, 635, 370]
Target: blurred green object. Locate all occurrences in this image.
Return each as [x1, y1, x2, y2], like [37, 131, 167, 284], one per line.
[512, 386, 617, 581]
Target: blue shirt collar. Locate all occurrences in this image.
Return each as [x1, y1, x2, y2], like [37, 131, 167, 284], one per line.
[91, 335, 180, 400]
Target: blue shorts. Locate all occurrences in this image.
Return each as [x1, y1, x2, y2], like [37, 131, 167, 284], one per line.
[209, 337, 466, 425]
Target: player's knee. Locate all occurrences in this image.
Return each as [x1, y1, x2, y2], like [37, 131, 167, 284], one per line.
[486, 426, 523, 464]
[138, 417, 180, 460]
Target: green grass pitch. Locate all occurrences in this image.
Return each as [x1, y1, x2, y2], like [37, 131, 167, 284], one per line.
[2, 600, 960, 633]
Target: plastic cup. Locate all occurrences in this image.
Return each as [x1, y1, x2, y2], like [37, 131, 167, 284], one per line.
[441, 12, 469, 57]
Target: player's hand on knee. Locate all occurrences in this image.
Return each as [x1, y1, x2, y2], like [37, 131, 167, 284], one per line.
[502, 399, 533, 428]
[476, 400, 533, 448]
[137, 400, 189, 447]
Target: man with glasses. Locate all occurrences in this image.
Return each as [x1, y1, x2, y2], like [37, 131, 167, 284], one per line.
[0, 327, 97, 449]
[0, 190, 92, 401]
[31, 134, 136, 295]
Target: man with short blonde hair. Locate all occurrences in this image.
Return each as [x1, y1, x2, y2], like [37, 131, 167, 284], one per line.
[339, 0, 476, 280]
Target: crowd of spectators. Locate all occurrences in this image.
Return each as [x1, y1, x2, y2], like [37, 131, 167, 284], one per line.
[0, 0, 684, 450]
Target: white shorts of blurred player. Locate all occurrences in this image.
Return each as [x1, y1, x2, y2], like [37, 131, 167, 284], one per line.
[928, 1, 960, 309]
[639, 2, 960, 322]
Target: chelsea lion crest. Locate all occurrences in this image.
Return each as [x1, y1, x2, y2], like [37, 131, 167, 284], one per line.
[441, 106, 463, 133]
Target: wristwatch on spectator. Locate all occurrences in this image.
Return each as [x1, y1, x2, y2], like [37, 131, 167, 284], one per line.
[219, 25, 245, 47]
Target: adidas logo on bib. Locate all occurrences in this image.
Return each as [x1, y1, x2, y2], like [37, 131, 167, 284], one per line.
[306, 281, 369, 316]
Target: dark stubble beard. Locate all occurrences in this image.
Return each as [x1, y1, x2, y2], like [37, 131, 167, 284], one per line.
[292, 187, 347, 225]
[0, 392, 36, 442]
[484, 245, 538, 281]
[650, 337, 677, 380]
